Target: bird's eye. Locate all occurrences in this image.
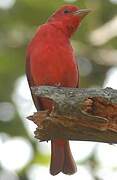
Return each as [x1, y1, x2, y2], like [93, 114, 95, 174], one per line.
[64, 9, 70, 14]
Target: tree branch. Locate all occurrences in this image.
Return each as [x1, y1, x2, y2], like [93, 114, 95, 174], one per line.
[27, 86, 117, 144]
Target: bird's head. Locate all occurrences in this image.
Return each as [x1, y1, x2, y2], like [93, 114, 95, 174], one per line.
[48, 5, 91, 37]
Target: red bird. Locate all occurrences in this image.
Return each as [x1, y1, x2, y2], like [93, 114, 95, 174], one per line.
[26, 5, 90, 175]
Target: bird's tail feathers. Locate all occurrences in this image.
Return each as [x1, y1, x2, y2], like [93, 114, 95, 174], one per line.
[50, 139, 77, 175]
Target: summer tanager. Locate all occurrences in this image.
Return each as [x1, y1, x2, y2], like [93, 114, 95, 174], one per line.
[26, 5, 90, 175]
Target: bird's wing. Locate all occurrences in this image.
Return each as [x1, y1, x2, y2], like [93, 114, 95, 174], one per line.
[26, 55, 40, 110]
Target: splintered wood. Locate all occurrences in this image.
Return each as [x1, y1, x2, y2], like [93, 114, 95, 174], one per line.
[27, 86, 117, 143]
[82, 97, 117, 132]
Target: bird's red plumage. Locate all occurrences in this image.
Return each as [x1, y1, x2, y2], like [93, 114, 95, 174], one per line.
[26, 5, 90, 175]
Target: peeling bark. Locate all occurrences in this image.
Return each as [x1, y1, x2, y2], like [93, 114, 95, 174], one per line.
[27, 86, 117, 144]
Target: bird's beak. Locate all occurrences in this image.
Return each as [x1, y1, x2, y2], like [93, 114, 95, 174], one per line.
[73, 9, 92, 20]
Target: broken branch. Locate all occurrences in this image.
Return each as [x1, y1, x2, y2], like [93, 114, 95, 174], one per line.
[27, 86, 117, 144]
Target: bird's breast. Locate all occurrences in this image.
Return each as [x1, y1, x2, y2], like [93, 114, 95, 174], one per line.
[28, 24, 79, 88]
[30, 45, 78, 88]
